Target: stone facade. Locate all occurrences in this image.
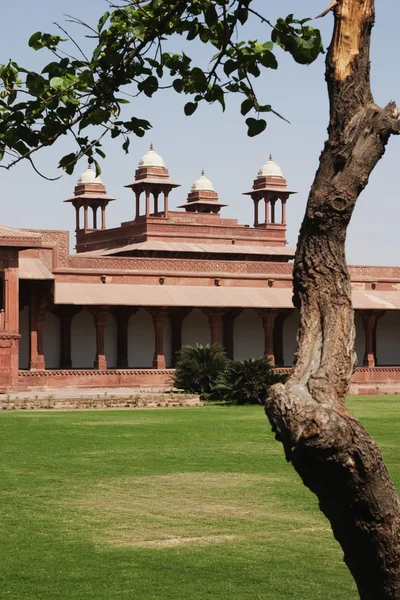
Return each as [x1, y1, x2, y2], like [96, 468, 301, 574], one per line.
[1, 151, 400, 395]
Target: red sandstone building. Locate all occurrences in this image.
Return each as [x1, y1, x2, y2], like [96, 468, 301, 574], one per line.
[1, 146, 399, 395]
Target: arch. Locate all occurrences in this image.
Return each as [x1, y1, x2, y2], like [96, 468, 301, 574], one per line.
[71, 309, 96, 368]
[282, 310, 300, 366]
[128, 309, 154, 368]
[181, 309, 209, 348]
[105, 312, 118, 368]
[19, 305, 29, 369]
[376, 311, 400, 366]
[43, 311, 60, 369]
[233, 309, 264, 360]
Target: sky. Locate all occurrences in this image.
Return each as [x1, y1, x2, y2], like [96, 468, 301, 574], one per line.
[0, 1, 399, 265]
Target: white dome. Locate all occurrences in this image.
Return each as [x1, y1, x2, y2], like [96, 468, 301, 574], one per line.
[78, 164, 103, 184]
[191, 171, 215, 192]
[138, 144, 165, 168]
[258, 155, 283, 178]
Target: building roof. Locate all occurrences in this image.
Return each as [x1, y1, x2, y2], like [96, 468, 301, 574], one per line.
[258, 155, 283, 178]
[88, 241, 296, 257]
[54, 282, 400, 311]
[191, 171, 215, 192]
[77, 163, 103, 184]
[138, 144, 166, 168]
[0, 225, 41, 248]
[19, 258, 54, 280]
[54, 282, 294, 307]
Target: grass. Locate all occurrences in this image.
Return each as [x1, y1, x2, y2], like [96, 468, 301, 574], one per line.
[0, 396, 399, 599]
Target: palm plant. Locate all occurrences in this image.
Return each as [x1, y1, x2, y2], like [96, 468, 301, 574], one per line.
[172, 344, 228, 396]
[216, 356, 287, 405]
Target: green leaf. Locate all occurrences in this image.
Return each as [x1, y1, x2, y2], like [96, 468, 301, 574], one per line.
[28, 32, 42, 50]
[245, 117, 267, 137]
[94, 160, 102, 177]
[97, 11, 110, 32]
[241, 99, 253, 116]
[172, 79, 184, 93]
[50, 77, 70, 91]
[184, 102, 198, 116]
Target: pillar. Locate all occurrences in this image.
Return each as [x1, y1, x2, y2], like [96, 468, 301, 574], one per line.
[93, 308, 108, 370]
[115, 307, 135, 369]
[222, 309, 242, 359]
[29, 285, 47, 371]
[203, 309, 224, 346]
[0, 252, 20, 390]
[164, 191, 169, 217]
[169, 308, 191, 367]
[4, 255, 19, 333]
[253, 198, 259, 227]
[75, 206, 80, 231]
[101, 204, 106, 230]
[145, 190, 151, 217]
[149, 308, 167, 369]
[58, 307, 80, 369]
[281, 198, 287, 225]
[273, 310, 293, 367]
[362, 311, 384, 368]
[264, 198, 270, 225]
[84, 204, 89, 230]
[135, 191, 140, 220]
[258, 309, 278, 365]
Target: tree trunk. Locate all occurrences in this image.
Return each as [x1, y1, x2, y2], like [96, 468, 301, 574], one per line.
[265, 1, 400, 598]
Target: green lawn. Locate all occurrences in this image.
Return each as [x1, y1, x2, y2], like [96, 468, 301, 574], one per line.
[1, 396, 399, 599]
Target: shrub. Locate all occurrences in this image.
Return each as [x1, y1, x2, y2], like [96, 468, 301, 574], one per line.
[216, 356, 287, 405]
[172, 344, 228, 396]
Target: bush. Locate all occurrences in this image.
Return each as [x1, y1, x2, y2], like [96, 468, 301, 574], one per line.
[216, 356, 287, 405]
[172, 344, 228, 397]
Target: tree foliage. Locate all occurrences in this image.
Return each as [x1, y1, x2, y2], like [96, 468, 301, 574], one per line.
[0, 1, 323, 176]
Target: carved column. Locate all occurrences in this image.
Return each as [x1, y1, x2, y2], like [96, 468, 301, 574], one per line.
[281, 197, 287, 225]
[169, 308, 191, 367]
[203, 309, 224, 346]
[101, 205, 106, 230]
[362, 311, 385, 368]
[115, 307, 136, 369]
[29, 284, 48, 371]
[57, 306, 80, 369]
[264, 197, 270, 225]
[145, 190, 151, 217]
[135, 191, 141, 220]
[75, 206, 80, 231]
[93, 308, 108, 370]
[149, 308, 167, 369]
[4, 254, 19, 332]
[258, 309, 278, 365]
[253, 198, 259, 227]
[222, 308, 242, 359]
[84, 204, 89, 230]
[164, 191, 169, 217]
[0, 250, 21, 390]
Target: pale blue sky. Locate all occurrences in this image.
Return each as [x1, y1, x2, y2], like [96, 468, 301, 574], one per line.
[0, 1, 399, 265]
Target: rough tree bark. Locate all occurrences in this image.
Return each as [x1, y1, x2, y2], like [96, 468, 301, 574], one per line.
[265, 1, 400, 598]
